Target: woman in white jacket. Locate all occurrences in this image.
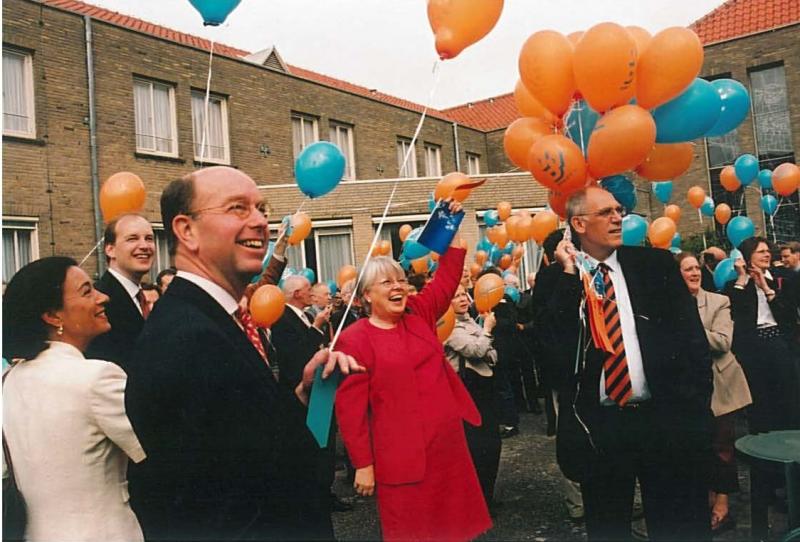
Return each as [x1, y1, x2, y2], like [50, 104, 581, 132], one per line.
[3, 257, 146, 542]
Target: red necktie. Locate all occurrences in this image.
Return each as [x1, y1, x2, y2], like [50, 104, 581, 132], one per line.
[236, 308, 269, 366]
[599, 264, 632, 406]
[136, 289, 151, 319]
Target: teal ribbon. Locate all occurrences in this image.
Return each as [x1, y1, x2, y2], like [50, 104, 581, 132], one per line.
[305, 365, 341, 448]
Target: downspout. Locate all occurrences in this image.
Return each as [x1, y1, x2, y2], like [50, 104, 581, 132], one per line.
[84, 15, 104, 276]
[452, 122, 461, 171]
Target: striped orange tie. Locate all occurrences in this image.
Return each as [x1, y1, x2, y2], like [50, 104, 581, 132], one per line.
[236, 308, 269, 367]
[599, 263, 632, 406]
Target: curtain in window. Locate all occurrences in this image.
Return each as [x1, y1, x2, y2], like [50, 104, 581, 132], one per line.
[2, 229, 17, 283]
[397, 140, 416, 177]
[330, 125, 354, 179]
[317, 232, 352, 283]
[285, 244, 305, 271]
[2, 229, 31, 283]
[3, 51, 29, 133]
[292, 117, 303, 160]
[134, 81, 154, 150]
[192, 94, 226, 161]
[425, 146, 441, 177]
[153, 85, 173, 153]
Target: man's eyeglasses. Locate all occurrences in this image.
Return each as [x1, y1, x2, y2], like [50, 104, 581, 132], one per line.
[188, 201, 269, 220]
[577, 205, 626, 219]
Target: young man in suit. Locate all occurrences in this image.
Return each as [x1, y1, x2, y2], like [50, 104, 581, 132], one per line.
[543, 186, 712, 541]
[125, 166, 363, 541]
[86, 214, 155, 370]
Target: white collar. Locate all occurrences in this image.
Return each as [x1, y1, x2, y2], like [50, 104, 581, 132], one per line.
[44, 340, 85, 359]
[108, 267, 141, 300]
[176, 271, 240, 316]
[581, 250, 620, 274]
[286, 303, 311, 325]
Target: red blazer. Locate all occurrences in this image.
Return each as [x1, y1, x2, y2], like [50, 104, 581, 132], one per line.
[334, 247, 480, 485]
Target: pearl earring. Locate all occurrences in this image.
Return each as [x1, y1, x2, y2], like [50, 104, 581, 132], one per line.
[57, 324, 64, 336]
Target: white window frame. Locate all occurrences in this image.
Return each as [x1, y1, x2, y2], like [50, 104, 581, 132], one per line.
[268, 224, 307, 270]
[466, 152, 481, 175]
[397, 138, 418, 178]
[329, 121, 356, 180]
[2, 217, 40, 282]
[314, 225, 355, 283]
[292, 113, 319, 161]
[133, 78, 179, 157]
[2, 48, 36, 138]
[424, 143, 442, 177]
[191, 90, 230, 164]
[150, 224, 174, 275]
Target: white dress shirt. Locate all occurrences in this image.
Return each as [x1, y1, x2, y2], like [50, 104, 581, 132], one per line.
[583, 251, 651, 405]
[176, 271, 240, 318]
[755, 270, 779, 328]
[286, 303, 313, 327]
[108, 267, 144, 315]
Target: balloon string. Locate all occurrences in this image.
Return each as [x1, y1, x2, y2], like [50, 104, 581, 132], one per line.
[79, 237, 104, 267]
[329, 59, 442, 351]
[199, 40, 215, 165]
[574, 101, 586, 156]
[697, 209, 707, 250]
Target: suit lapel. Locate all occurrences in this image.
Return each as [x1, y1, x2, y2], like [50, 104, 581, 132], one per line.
[98, 271, 144, 327]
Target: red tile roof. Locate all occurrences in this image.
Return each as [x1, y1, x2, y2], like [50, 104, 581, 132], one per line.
[443, 93, 519, 132]
[690, 0, 800, 45]
[41, 0, 463, 127]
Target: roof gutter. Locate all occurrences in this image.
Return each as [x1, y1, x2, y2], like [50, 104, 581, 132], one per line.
[452, 122, 461, 171]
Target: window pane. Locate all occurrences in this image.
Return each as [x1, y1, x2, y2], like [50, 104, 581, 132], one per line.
[2, 51, 30, 134]
[425, 145, 441, 177]
[153, 84, 173, 153]
[467, 154, 480, 175]
[397, 139, 416, 178]
[192, 93, 227, 161]
[134, 81, 154, 150]
[2, 227, 33, 283]
[151, 230, 172, 275]
[292, 117, 303, 159]
[751, 66, 793, 160]
[706, 130, 740, 168]
[2, 229, 16, 283]
[317, 232, 352, 283]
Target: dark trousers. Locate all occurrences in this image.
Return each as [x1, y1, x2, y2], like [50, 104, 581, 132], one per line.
[493, 360, 519, 427]
[710, 411, 740, 494]
[580, 404, 710, 542]
[462, 370, 502, 505]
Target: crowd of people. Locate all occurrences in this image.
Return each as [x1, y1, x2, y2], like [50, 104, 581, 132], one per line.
[3, 166, 800, 542]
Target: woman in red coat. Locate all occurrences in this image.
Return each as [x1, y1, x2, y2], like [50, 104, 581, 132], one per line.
[335, 202, 492, 541]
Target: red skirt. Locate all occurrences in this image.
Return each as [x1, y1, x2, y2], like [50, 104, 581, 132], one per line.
[376, 418, 492, 541]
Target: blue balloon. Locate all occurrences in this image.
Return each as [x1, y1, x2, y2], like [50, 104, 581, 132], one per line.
[476, 236, 492, 252]
[622, 215, 648, 246]
[504, 286, 521, 304]
[653, 78, 722, 143]
[601, 175, 637, 214]
[398, 256, 411, 271]
[734, 154, 758, 186]
[727, 216, 755, 248]
[704, 79, 751, 138]
[484, 210, 499, 226]
[282, 267, 297, 279]
[501, 270, 515, 279]
[761, 194, 778, 216]
[298, 267, 316, 284]
[651, 181, 673, 205]
[565, 100, 600, 151]
[757, 169, 773, 190]
[326, 279, 338, 296]
[713, 258, 737, 291]
[671, 232, 682, 248]
[502, 242, 515, 255]
[187, 0, 242, 25]
[669, 246, 682, 255]
[402, 227, 430, 260]
[295, 141, 346, 198]
[487, 244, 502, 264]
[729, 248, 742, 261]
[701, 196, 715, 217]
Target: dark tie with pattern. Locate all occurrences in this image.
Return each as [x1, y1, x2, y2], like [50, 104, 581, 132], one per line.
[599, 263, 632, 406]
[136, 289, 151, 319]
[236, 308, 269, 366]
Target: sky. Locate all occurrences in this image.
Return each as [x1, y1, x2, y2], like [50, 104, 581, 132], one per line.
[87, 0, 728, 109]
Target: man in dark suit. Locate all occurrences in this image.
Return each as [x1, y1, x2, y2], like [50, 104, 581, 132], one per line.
[125, 166, 363, 541]
[86, 214, 155, 369]
[541, 186, 712, 541]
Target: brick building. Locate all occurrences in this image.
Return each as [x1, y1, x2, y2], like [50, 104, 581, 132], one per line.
[3, 0, 798, 285]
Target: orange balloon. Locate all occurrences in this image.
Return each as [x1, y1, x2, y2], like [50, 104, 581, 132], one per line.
[371, 240, 392, 257]
[100, 172, 146, 222]
[531, 209, 559, 244]
[720, 166, 741, 192]
[626, 26, 652, 55]
[516, 213, 533, 242]
[648, 217, 677, 249]
[566, 31, 584, 47]
[513, 80, 558, 126]
[773, 162, 800, 197]
[548, 191, 568, 219]
[503, 117, 552, 169]
[687, 186, 706, 209]
[475, 250, 487, 265]
[636, 27, 703, 109]
[506, 215, 530, 243]
[436, 305, 457, 343]
[487, 224, 509, 249]
[512, 245, 524, 259]
[499, 254, 512, 270]
[664, 204, 682, 224]
[528, 134, 587, 194]
[635, 143, 694, 181]
[587, 105, 656, 179]
[411, 257, 429, 274]
[427, 0, 504, 60]
[714, 203, 732, 225]
[434, 172, 478, 202]
[399, 224, 413, 242]
[573, 22, 637, 113]
[469, 262, 482, 277]
[288, 212, 312, 245]
[518, 30, 576, 116]
[497, 201, 512, 221]
[336, 265, 357, 288]
[249, 285, 286, 328]
[474, 273, 505, 312]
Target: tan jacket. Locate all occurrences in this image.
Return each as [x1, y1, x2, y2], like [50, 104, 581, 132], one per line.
[696, 289, 753, 416]
[3, 341, 146, 542]
[445, 314, 497, 377]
